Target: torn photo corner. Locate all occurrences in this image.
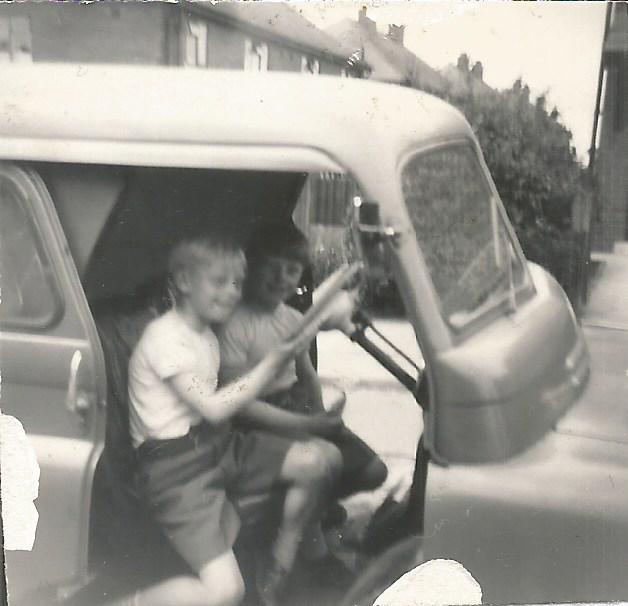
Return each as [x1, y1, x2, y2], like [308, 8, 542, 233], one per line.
[0, 414, 40, 552]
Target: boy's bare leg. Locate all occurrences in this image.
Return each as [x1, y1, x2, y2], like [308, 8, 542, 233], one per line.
[198, 551, 246, 606]
[105, 551, 245, 606]
[272, 439, 342, 573]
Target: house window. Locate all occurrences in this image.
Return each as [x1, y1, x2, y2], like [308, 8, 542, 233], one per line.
[184, 18, 207, 67]
[301, 56, 320, 75]
[244, 39, 268, 72]
[0, 16, 33, 63]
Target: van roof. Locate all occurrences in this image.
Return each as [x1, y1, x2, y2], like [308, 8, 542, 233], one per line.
[0, 64, 472, 173]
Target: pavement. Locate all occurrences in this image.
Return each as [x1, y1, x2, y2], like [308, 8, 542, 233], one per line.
[583, 251, 628, 329]
[317, 318, 424, 550]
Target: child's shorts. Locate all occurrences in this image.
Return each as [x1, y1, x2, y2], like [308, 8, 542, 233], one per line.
[135, 423, 293, 572]
[266, 387, 382, 494]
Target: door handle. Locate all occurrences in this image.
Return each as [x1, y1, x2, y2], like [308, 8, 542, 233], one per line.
[66, 350, 90, 416]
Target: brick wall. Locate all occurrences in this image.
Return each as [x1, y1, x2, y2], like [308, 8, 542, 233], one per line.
[268, 44, 302, 72]
[592, 56, 628, 251]
[206, 21, 245, 69]
[1, 3, 169, 64]
[319, 59, 343, 76]
[1, 4, 346, 76]
[205, 19, 343, 75]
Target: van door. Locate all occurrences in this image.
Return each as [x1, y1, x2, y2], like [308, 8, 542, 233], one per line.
[392, 142, 589, 463]
[0, 163, 104, 605]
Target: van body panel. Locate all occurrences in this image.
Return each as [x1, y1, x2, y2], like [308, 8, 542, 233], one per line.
[431, 265, 589, 462]
[1, 163, 104, 603]
[424, 425, 628, 603]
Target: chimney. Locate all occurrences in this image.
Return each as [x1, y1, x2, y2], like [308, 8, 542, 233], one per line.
[358, 7, 377, 36]
[471, 61, 483, 80]
[457, 53, 470, 73]
[387, 24, 405, 46]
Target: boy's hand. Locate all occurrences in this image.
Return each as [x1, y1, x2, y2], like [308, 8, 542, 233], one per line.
[324, 388, 346, 417]
[306, 411, 344, 438]
[319, 288, 360, 336]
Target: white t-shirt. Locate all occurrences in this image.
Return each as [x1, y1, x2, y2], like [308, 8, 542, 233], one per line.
[128, 309, 220, 447]
[218, 303, 302, 396]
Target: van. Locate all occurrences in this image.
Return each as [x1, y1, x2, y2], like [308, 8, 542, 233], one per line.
[2, 64, 614, 606]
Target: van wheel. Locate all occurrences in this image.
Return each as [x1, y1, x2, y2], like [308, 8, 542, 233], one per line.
[340, 535, 425, 606]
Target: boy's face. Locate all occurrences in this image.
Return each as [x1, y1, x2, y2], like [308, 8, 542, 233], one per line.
[252, 255, 304, 309]
[181, 254, 245, 324]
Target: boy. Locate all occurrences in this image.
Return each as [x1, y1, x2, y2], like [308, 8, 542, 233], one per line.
[125, 232, 344, 606]
[219, 223, 388, 529]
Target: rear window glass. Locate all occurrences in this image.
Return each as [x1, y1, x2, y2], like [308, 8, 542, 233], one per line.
[402, 145, 526, 329]
[0, 175, 60, 328]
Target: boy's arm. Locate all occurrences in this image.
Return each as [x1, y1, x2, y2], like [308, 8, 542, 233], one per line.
[237, 398, 342, 439]
[295, 350, 325, 413]
[168, 325, 318, 425]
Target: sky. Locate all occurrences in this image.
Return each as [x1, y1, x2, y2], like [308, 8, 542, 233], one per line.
[295, 1, 608, 163]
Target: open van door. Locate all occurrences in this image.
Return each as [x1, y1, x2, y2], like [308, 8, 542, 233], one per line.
[383, 142, 589, 464]
[0, 163, 104, 605]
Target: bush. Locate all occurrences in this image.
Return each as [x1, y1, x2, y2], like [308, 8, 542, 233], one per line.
[439, 70, 593, 311]
[517, 223, 587, 311]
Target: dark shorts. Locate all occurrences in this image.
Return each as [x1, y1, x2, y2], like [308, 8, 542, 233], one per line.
[266, 388, 382, 493]
[135, 423, 292, 572]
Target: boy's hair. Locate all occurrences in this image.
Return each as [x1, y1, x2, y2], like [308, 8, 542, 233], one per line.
[168, 232, 245, 297]
[247, 222, 310, 268]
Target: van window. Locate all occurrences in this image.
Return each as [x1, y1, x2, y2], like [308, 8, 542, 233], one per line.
[293, 172, 360, 287]
[402, 144, 527, 330]
[0, 174, 60, 328]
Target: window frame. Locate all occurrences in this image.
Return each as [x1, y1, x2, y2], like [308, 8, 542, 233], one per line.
[183, 17, 208, 68]
[301, 56, 320, 75]
[0, 167, 64, 331]
[244, 38, 269, 72]
[399, 139, 535, 338]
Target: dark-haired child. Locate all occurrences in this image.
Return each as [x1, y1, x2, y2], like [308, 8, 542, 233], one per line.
[219, 224, 388, 535]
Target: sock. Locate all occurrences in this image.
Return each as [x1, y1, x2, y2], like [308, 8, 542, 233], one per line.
[271, 527, 303, 572]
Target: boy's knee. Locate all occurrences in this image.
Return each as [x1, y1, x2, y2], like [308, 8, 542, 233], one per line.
[221, 576, 246, 606]
[363, 457, 388, 489]
[338, 457, 388, 498]
[296, 441, 341, 485]
[200, 573, 245, 606]
[199, 553, 245, 606]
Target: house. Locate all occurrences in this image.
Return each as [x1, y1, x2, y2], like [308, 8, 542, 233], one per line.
[590, 3, 628, 252]
[0, 1, 353, 76]
[326, 7, 447, 95]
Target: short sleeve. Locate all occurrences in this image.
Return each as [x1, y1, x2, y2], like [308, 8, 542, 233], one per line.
[218, 313, 251, 384]
[283, 305, 304, 330]
[142, 322, 197, 380]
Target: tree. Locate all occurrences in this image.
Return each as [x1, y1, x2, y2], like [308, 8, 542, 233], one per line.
[438, 66, 593, 311]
